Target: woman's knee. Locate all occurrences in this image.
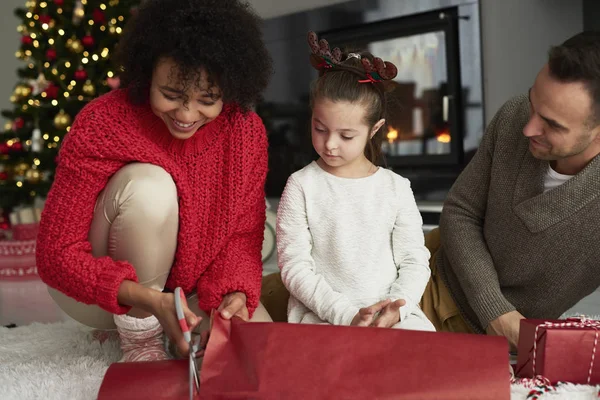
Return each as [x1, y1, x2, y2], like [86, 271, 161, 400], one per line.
[106, 163, 178, 225]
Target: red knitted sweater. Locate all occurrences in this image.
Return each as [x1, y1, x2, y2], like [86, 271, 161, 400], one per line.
[36, 89, 268, 316]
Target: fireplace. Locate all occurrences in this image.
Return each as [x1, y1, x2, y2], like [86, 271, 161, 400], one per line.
[259, 0, 484, 203]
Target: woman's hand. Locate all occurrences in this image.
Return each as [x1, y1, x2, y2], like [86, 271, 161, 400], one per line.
[118, 281, 201, 357]
[152, 292, 201, 357]
[350, 299, 391, 326]
[218, 292, 249, 321]
[370, 299, 405, 328]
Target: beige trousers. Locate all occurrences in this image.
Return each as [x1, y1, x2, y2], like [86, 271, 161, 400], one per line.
[49, 163, 272, 331]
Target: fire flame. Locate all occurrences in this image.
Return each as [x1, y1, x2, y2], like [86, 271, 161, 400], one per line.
[387, 128, 398, 143]
[436, 132, 451, 143]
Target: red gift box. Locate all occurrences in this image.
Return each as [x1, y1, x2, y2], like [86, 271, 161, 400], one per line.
[12, 222, 39, 241]
[99, 315, 510, 399]
[516, 318, 600, 385]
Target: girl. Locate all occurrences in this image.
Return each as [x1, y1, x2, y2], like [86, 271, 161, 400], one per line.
[276, 32, 435, 331]
[37, 0, 273, 363]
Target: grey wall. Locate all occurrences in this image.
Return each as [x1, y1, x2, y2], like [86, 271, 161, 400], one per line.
[479, 0, 583, 124]
[247, 0, 350, 19]
[0, 0, 29, 125]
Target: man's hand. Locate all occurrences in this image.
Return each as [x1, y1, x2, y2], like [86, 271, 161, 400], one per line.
[371, 299, 406, 328]
[218, 292, 249, 321]
[486, 310, 525, 351]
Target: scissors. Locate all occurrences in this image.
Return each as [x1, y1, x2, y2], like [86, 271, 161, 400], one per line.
[174, 287, 201, 400]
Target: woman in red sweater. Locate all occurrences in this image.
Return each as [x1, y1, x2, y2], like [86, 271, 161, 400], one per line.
[36, 0, 273, 362]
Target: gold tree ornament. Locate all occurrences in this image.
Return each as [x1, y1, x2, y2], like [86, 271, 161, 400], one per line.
[82, 80, 95, 96]
[14, 162, 29, 176]
[66, 37, 83, 53]
[4, 121, 13, 131]
[25, 168, 40, 183]
[53, 110, 72, 129]
[13, 84, 31, 100]
[20, 85, 32, 98]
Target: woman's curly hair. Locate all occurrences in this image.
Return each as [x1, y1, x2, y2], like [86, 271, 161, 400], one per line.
[115, 0, 273, 110]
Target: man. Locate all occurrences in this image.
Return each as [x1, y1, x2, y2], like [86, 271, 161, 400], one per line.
[420, 31, 600, 350]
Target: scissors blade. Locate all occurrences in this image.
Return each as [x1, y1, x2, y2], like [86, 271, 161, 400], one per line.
[190, 342, 200, 393]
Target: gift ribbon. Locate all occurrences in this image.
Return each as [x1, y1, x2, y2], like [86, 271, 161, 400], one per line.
[532, 316, 600, 385]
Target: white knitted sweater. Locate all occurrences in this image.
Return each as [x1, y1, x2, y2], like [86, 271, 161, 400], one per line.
[276, 161, 431, 326]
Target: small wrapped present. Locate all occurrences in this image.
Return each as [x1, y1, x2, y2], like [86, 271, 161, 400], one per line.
[8, 206, 42, 240]
[516, 317, 600, 384]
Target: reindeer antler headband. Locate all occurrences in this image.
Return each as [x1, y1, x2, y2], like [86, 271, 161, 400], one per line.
[307, 31, 398, 82]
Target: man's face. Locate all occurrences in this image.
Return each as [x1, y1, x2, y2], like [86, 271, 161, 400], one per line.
[523, 64, 599, 161]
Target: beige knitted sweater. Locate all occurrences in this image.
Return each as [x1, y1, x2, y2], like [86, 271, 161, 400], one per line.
[437, 94, 600, 333]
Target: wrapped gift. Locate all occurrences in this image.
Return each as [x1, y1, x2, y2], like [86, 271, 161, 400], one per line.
[8, 206, 42, 240]
[516, 317, 600, 384]
[12, 223, 39, 241]
[99, 316, 510, 399]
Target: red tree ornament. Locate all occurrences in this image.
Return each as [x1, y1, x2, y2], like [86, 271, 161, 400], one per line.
[93, 9, 106, 24]
[0, 143, 8, 154]
[54, 0, 65, 6]
[11, 142, 23, 152]
[46, 48, 57, 61]
[21, 35, 33, 45]
[14, 118, 25, 129]
[74, 68, 88, 81]
[0, 171, 8, 181]
[82, 35, 95, 48]
[44, 83, 59, 99]
[39, 15, 52, 25]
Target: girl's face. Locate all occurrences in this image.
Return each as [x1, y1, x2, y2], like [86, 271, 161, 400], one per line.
[311, 97, 384, 176]
[149, 58, 224, 140]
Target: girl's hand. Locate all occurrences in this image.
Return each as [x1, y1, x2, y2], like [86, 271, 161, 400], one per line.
[370, 299, 405, 328]
[218, 292, 249, 321]
[351, 299, 391, 326]
[151, 292, 201, 357]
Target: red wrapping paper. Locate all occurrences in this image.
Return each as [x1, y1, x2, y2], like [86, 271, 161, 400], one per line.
[98, 316, 510, 399]
[516, 318, 600, 384]
[98, 359, 197, 400]
[200, 316, 510, 399]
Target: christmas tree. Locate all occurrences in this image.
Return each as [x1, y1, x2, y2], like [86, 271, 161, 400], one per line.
[0, 0, 139, 214]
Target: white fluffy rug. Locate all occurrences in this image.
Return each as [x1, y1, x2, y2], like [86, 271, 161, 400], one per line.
[1, 320, 599, 400]
[0, 321, 120, 400]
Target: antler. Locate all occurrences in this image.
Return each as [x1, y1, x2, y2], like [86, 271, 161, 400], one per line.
[372, 57, 397, 80]
[331, 47, 342, 64]
[307, 32, 320, 54]
[361, 58, 375, 73]
[308, 31, 342, 69]
[308, 31, 397, 81]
